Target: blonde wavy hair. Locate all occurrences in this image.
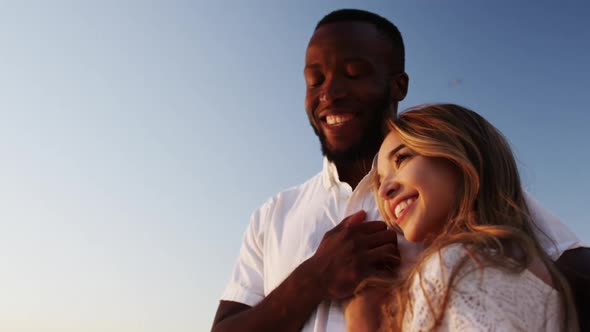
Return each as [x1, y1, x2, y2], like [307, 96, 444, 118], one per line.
[372, 104, 577, 331]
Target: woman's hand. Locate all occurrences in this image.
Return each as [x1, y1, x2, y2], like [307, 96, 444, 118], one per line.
[344, 286, 391, 332]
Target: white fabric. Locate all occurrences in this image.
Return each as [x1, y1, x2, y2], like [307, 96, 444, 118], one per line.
[524, 193, 582, 260]
[401, 244, 563, 331]
[220, 158, 582, 332]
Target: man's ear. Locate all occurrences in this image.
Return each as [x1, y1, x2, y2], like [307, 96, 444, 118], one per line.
[390, 72, 409, 102]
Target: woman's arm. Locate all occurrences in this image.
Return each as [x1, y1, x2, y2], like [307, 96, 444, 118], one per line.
[344, 286, 391, 332]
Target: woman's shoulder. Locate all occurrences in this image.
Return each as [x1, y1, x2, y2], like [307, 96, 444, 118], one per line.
[417, 243, 557, 294]
[407, 244, 562, 331]
[417, 244, 470, 282]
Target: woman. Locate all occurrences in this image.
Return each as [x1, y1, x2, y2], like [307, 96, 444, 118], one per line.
[345, 104, 577, 331]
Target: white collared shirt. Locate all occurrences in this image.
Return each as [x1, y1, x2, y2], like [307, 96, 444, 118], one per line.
[220, 158, 582, 332]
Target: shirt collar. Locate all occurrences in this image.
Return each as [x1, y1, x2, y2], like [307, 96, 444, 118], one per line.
[321, 156, 379, 192]
[321, 157, 339, 189]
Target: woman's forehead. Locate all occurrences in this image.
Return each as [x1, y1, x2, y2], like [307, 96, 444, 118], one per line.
[380, 131, 403, 155]
[377, 131, 403, 170]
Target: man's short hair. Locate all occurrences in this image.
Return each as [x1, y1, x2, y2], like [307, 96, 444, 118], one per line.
[316, 9, 405, 71]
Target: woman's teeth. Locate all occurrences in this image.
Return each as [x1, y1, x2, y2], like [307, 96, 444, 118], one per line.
[394, 197, 416, 219]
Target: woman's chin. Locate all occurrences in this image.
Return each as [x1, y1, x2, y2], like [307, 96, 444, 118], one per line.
[402, 228, 424, 243]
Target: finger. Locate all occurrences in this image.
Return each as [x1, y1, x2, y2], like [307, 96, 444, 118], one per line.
[364, 243, 401, 267]
[363, 229, 398, 250]
[348, 220, 388, 234]
[341, 210, 366, 228]
[364, 265, 398, 280]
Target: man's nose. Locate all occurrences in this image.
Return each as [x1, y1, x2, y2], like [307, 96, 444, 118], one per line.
[320, 75, 347, 103]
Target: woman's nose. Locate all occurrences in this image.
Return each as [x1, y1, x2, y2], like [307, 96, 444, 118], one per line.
[379, 178, 399, 199]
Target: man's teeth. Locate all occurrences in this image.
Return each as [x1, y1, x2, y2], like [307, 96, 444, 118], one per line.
[326, 114, 353, 125]
[394, 197, 416, 219]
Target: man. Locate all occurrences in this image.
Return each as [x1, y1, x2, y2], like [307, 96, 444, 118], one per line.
[212, 9, 589, 331]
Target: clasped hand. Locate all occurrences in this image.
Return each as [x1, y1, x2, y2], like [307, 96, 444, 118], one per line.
[308, 210, 400, 301]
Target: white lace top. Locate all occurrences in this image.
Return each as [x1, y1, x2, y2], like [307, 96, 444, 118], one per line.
[399, 244, 563, 332]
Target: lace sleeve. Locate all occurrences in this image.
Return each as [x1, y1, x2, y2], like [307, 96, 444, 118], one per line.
[402, 244, 562, 331]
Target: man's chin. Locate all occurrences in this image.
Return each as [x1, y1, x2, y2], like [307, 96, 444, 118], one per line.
[316, 122, 385, 163]
[322, 145, 370, 163]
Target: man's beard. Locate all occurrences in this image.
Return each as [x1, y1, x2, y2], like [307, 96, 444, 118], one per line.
[313, 91, 392, 163]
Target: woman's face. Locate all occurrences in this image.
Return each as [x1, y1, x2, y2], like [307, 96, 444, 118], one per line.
[376, 130, 460, 242]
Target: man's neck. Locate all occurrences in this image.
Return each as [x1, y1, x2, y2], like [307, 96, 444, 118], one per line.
[334, 158, 373, 190]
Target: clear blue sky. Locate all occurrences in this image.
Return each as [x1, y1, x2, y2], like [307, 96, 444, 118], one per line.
[1, 1, 589, 331]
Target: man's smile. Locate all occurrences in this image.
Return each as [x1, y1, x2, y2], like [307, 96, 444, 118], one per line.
[324, 113, 355, 126]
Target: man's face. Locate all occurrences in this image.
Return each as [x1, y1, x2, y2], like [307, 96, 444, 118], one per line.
[304, 21, 406, 162]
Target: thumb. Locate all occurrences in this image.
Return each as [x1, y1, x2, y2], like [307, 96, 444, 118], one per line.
[341, 210, 367, 228]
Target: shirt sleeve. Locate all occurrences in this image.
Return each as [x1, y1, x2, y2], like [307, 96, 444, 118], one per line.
[219, 201, 272, 306]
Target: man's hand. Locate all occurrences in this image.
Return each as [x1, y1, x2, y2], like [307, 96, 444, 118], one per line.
[212, 210, 399, 332]
[305, 210, 400, 301]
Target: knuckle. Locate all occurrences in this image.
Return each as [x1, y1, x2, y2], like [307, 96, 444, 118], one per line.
[341, 228, 354, 241]
[374, 221, 387, 230]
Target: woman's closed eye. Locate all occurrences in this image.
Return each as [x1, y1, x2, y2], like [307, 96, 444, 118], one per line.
[394, 153, 412, 167]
